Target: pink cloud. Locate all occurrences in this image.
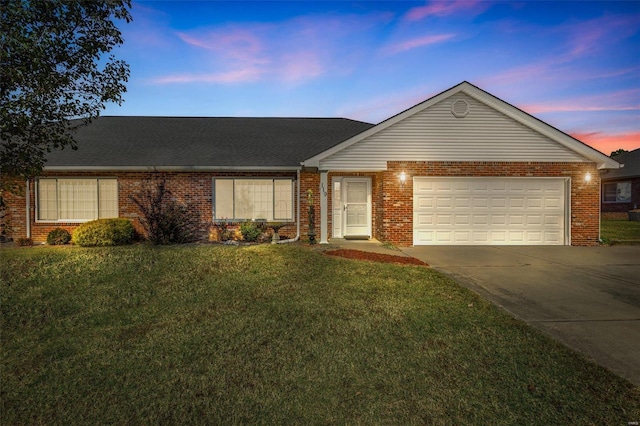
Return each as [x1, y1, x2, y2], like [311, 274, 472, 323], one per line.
[562, 15, 640, 59]
[280, 51, 324, 82]
[519, 89, 640, 114]
[571, 131, 640, 154]
[150, 10, 391, 86]
[404, 0, 489, 21]
[337, 88, 438, 123]
[176, 29, 269, 65]
[384, 33, 456, 54]
[150, 68, 263, 84]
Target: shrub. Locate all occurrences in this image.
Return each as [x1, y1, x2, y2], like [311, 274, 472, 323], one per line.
[15, 237, 33, 247]
[240, 221, 262, 242]
[46, 228, 71, 245]
[72, 219, 134, 247]
[129, 176, 198, 245]
[215, 221, 236, 241]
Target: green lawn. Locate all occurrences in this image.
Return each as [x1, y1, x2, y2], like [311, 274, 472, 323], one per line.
[1, 244, 638, 424]
[601, 218, 640, 244]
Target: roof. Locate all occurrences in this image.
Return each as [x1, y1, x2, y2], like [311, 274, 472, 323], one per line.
[601, 148, 640, 181]
[303, 81, 621, 170]
[44, 116, 374, 171]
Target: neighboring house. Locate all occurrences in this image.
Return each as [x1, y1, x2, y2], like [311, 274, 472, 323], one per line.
[4, 81, 620, 246]
[600, 148, 640, 218]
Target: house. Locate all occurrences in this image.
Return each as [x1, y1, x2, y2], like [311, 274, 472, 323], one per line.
[4, 81, 620, 246]
[600, 148, 640, 219]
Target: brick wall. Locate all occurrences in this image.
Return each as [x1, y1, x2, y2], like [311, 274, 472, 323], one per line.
[381, 161, 601, 247]
[4, 163, 603, 246]
[2, 181, 28, 241]
[10, 171, 298, 243]
[299, 171, 320, 241]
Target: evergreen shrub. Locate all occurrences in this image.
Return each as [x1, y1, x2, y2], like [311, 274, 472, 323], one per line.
[46, 228, 71, 245]
[72, 219, 134, 247]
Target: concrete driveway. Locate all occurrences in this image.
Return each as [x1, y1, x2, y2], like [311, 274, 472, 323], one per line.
[402, 245, 640, 386]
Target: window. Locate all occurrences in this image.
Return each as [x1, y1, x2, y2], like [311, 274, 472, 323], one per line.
[603, 182, 631, 203]
[214, 178, 294, 221]
[37, 178, 118, 221]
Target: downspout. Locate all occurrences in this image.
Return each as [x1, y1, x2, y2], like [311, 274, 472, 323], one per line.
[278, 168, 301, 243]
[25, 179, 31, 239]
[598, 174, 603, 244]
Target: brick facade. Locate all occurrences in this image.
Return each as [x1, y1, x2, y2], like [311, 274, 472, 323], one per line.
[7, 171, 298, 243]
[5, 162, 602, 247]
[378, 161, 600, 247]
[299, 171, 320, 241]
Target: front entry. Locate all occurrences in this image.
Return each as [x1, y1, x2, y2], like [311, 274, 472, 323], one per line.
[333, 177, 371, 238]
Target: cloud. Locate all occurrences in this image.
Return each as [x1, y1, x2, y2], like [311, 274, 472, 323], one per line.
[571, 131, 640, 154]
[404, 0, 489, 21]
[562, 14, 640, 59]
[520, 89, 640, 114]
[336, 87, 438, 123]
[176, 29, 269, 65]
[384, 33, 456, 54]
[477, 12, 640, 92]
[123, 2, 175, 49]
[150, 68, 264, 84]
[149, 11, 390, 86]
[280, 51, 324, 82]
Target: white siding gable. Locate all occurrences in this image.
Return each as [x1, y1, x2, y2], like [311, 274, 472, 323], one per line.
[319, 93, 586, 171]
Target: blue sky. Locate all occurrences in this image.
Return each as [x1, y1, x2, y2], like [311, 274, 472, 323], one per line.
[105, 0, 640, 154]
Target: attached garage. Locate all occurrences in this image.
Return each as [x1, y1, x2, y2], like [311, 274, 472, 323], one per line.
[413, 177, 569, 245]
[301, 81, 620, 247]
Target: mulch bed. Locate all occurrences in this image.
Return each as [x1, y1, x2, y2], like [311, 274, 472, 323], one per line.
[324, 249, 428, 266]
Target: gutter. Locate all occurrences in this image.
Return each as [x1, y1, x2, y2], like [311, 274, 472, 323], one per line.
[43, 165, 301, 172]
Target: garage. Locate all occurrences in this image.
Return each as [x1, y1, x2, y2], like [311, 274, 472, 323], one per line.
[413, 177, 568, 245]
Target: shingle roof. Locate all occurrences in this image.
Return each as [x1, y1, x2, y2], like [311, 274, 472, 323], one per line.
[44, 116, 375, 169]
[602, 148, 640, 180]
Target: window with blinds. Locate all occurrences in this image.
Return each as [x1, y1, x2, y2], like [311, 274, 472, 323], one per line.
[37, 178, 118, 221]
[214, 178, 294, 221]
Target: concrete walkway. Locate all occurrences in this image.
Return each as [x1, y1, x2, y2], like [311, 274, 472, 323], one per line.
[402, 245, 640, 386]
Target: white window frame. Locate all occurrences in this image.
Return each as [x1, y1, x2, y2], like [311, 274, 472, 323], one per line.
[603, 181, 632, 203]
[213, 178, 294, 222]
[36, 178, 118, 222]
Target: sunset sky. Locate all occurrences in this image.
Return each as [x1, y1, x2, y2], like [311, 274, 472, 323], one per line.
[105, 0, 640, 155]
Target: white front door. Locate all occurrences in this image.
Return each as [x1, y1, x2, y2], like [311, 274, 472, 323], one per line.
[343, 178, 371, 237]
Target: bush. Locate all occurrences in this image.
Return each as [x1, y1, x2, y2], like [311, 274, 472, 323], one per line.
[129, 176, 198, 245]
[15, 237, 33, 247]
[46, 228, 71, 245]
[240, 221, 262, 242]
[72, 219, 134, 247]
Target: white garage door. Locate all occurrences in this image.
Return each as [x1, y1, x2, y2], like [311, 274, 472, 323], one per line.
[413, 177, 567, 245]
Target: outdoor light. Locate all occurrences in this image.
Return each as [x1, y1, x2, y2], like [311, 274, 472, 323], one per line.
[584, 172, 592, 183]
[399, 171, 406, 186]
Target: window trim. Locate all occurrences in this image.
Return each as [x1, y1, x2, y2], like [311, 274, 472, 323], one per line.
[602, 181, 632, 204]
[212, 177, 295, 222]
[35, 177, 119, 222]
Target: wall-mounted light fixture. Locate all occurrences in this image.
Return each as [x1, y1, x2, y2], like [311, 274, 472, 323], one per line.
[399, 171, 406, 187]
[584, 172, 592, 183]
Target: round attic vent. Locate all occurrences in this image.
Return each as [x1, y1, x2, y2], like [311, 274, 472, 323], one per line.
[451, 99, 470, 118]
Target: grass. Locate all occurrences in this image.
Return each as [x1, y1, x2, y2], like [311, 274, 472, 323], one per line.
[601, 218, 640, 244]
[1, 244, 639, 424]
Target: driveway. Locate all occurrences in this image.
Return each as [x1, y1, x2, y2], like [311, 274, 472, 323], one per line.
[402, 245, 640, 386]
